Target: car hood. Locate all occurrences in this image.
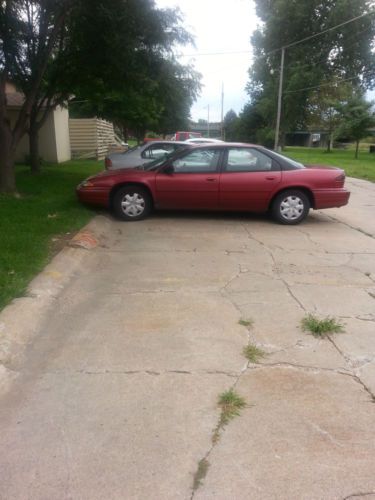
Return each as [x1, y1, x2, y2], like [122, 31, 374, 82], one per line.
[88, 167, 153, 181]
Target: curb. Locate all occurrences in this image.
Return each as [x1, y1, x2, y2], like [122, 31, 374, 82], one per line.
[0, 216, 109, 395]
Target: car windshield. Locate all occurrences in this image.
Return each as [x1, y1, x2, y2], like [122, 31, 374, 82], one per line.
[122, 144, 141, 154]
[142, 154, 170, 171]
[271, 151, 304, 169]
[142, 147, 192, 170]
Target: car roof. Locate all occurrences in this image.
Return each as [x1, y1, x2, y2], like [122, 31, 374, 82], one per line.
[141, 140, 188, 146]
[189, 142, 259, 148]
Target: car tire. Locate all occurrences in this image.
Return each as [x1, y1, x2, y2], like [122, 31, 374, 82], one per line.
[113, 186, 152, 221]
[271, 189, 310, 225]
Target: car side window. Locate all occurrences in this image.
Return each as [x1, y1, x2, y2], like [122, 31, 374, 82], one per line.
[225, 148, 274, 172]
[172, 149, 220, 173]
[143, 144, 174, 160]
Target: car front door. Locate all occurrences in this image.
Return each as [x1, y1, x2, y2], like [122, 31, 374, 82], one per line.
[155, 148, 222, 209]
[219, 147, 282, 212]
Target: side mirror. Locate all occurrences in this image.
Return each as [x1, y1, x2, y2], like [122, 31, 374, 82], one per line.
[163, 164, 174, 175]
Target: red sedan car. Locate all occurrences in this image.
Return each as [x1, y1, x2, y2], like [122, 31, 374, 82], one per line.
[77, 144, 350, 225]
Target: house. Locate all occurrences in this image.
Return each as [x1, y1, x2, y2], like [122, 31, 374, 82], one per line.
[285, 130, 330, 147]
[5, 82, 71, 163]
[189, 121, 222, 139]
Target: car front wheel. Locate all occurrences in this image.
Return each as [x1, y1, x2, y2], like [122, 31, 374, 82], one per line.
[113, 186, 152, 221]
[271, 190, 310, 225]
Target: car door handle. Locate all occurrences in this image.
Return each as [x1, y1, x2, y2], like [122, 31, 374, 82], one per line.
[206, 177, 217, 182]
[265, 176, 276, 180]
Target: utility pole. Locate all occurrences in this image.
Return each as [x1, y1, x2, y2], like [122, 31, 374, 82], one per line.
[274, 46, 285, 152]
[207, 104, 210, 138]
[221, 83, 224, 140]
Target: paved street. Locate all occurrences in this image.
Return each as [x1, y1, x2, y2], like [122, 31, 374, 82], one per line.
[0, 178, 375, 500]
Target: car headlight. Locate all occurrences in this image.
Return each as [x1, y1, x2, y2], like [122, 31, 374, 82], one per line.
[80, 180, 95, 188]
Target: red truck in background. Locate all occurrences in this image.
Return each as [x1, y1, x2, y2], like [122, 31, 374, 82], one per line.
[172, 131, 202, 141]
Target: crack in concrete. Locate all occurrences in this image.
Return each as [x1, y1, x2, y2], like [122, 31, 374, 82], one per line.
[325, 336, 375, 402]
[279, 278, 307, 311]
[253, 361, 351, 376]
[50, 369, 239, 378]
[355, 316, 375, 323]
[238, 222, 375, 406]
[295, 227, 324, 250]
[306, 419, 344, 447]
[105, 290, 177, 296]
[343, 491, 375, 499]
[190, 304, 252, 499]
[323, 213, 375, 240]
[252, 362, 375, 402]
[240, 223, 309, 312]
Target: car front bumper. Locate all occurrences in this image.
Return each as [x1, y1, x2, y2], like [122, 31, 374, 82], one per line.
[76, 186, 110, 207]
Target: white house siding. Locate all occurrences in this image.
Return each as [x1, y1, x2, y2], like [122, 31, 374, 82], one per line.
[11, 107, 71, 164]
[53, 107, 71, 162]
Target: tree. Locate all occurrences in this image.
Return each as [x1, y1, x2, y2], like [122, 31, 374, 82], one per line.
[307, 79, 353, 152]
[67, 1, 199, 141]
[0, 0, 74, 192]
[0, 0, 199, 191]
[336, 95, 374, 158]
[242, 0, 375, 147]
[223, 110, 239, 141]
[154, 61, 201, 137]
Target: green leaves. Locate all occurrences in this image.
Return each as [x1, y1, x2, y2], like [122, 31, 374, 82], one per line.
[242, 0, 375, 145]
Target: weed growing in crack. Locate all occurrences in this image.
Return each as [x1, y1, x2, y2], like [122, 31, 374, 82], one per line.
[239, 318, 253, 328]
[192, 458, 210, 491]
[212, 389, 247, 443]
[301, 314, 344, 338]
[243, 343, 266, 363]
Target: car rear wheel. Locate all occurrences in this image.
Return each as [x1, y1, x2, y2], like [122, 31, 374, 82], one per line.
[113, 186, 152, 221]
[271, 190, 310, 225]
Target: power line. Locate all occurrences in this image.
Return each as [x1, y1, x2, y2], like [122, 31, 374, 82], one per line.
[180, 49, 251, 57]
[273, 9, 375, 150]
[281, 25, 374, 74]
[283, 71, 373, 94]
[252, 9, 375, 59]
[179, 10, 374, 60]
[282, 11, 374, 50]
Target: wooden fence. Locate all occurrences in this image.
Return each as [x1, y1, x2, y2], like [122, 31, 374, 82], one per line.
[69, 118, 117, 160]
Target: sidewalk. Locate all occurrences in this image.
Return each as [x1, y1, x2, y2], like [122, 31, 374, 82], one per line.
[0, 178, 374, 499]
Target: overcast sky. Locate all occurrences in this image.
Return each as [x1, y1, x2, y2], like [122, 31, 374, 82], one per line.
[156, 0, 258, 122]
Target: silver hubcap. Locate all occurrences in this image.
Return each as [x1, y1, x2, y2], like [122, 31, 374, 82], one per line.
[121, 193, 145, 217]
[280, 196, 304, 220]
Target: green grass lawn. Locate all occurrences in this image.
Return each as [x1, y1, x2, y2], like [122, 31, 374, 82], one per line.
[283, 147, 375, 182]
[0, 160, 103, 311]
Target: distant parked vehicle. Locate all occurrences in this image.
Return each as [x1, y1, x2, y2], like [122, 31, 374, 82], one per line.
[171, 131, 202, 141]
[78, 143, 350, 225]
[105, 140, 191, 170]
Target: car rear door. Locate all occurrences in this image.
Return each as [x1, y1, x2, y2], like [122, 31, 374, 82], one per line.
[219, 147, 282, 211]
[155, 148, 222, 209]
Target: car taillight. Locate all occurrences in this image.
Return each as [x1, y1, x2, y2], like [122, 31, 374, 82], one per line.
[335, 173, 345, 182]
[105, 157, 112, 170]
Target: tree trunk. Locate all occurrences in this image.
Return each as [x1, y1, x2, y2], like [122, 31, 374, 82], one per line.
[0, 122, 16, 193]
[29, 120, 41, 174]
[326, 133, 333, 153]
[122, 126, 129, 143]
[355, 140, 359, 159]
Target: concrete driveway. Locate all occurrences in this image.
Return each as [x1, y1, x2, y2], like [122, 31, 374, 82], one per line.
[0, 178, 374, 499]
